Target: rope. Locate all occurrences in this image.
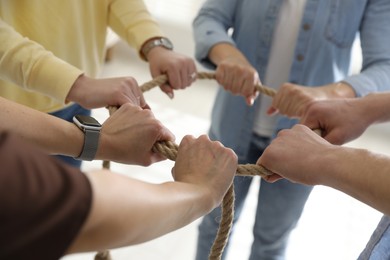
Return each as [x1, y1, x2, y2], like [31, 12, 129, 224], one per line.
[96, 72, 276, 260]
[94, 250, 112, 260]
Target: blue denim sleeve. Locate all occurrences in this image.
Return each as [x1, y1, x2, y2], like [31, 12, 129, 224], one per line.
[343, 0, 390, 97]
[192, 0, 238, 69]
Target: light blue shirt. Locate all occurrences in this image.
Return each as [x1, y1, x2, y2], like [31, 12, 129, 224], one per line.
[193, 0, 390, 159]
[358, 215, 390, 260]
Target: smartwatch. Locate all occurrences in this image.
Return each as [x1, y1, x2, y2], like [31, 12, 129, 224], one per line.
[140, 37, 174, 61]
[73, 115, 102, 161]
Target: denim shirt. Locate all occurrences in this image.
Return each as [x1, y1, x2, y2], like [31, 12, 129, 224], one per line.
[193, 0, 390, 159]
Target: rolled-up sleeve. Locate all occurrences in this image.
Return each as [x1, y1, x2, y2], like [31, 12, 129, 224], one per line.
[343, 0, 390, 96]
[192, 0, 238, 69]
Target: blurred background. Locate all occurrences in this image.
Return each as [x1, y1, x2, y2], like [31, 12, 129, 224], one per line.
[62, 0, 388, 259]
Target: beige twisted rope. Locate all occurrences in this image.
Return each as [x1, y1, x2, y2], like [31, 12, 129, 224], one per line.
[94, 250, 112, 260]
[96, 71, 277, 260]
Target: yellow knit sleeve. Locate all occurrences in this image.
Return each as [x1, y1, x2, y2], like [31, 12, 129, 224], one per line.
[0, 19, 83, 103]
[107, 0, 165, 54]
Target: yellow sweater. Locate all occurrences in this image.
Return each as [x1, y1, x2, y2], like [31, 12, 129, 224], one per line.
[0, 0, 163, 112]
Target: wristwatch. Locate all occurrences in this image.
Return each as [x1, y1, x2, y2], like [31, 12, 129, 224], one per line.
[140, 37, 174, 61]
[73, 115, 102, 161]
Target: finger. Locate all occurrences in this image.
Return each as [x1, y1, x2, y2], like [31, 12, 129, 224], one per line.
[158, 126, 176, 143]
[224, 70, 234, 90]
[189, 62, 198, 84]
[189, 71, 197, 84]
[267, 106, 279, 116]
[227, 71, 239, 94]
[322, 130, 344, 145]
[137, 95, 146, 107]
[198, 134, 211, 142]
[245, 96, 254, 106]
[215, 67, 225, 84]
[184, 63, 197, 87]
[179, 66, 190, 89]
[171, 166, 176, 179]
[179, 135, 196, 148]
[167, 69, 182, 90]
[150, 152, 169, 164]
[142, 101, 151, 110]
[159, 84, 174, 99]
[300, 115, 321, 133]
[264, 174, 283, 183]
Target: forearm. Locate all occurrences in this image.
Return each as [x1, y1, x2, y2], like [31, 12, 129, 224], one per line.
[358, 92, 390, 124]
[0, 97, 83, 157]
[208, 43, 249, 66]
[68, 170, 213, 253]
[322, 82, 356, 99]
[319, 146, 390, 216]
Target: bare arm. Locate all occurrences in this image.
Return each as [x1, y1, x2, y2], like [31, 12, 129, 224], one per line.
[359, 92, 390, 123]
[258, 125, 390, 216]
[0, 96, 84, 157]
[323, 146, 390, 217]
[66, 135, 237, 253]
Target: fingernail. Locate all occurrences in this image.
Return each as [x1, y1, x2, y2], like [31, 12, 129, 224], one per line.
[167, 92, 174, 99]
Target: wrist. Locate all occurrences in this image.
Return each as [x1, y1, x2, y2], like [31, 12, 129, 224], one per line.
[361, 93, 390, 124]
[332, 81, 356, 98]
[73, 115, 102, 161]
[69, 123, 85, 157]
[140, 37, 174, 61]
[323, 147, 369, 191]
[53, 122, 84, 158]
[318, 145, 358, 186]
[185, 184, 216, 215]
[94, 126, 110, 161]
[309, 144, 342, 186]
[66, 74, 90, 104]
[209, 43, 246, 66]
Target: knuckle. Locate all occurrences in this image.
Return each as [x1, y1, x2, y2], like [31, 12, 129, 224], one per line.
[121, 102, 132, 110]
[124, 77, 137, 85]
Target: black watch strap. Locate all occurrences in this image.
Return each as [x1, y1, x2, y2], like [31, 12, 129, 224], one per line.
[75, 128, 100, 161]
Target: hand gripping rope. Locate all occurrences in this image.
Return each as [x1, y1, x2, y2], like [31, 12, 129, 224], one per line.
[95, 71, 278, 260]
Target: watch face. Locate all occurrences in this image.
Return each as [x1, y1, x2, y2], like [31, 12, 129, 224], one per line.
[73, 115, 102, 131]
[161, 38, 173, 49]
[75, 115, 101, 127]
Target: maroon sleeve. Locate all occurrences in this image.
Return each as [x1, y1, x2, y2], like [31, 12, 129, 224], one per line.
[0, 132, 92, 260]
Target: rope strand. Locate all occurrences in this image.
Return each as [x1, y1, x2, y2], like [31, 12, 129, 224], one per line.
[98, 72, 275, 260]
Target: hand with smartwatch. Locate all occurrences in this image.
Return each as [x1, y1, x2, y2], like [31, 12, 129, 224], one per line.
[0, 96, 174, 165]
[96, 103, 175, 165]
[140, 37, 198, 99]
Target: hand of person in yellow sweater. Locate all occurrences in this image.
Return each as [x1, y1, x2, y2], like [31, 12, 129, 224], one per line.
[147, 47, 198, 99]
[66, 74, 148, 109]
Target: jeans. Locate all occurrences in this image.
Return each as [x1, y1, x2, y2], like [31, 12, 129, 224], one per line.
[50, 103, 90, 168]
[358, 215, 390, 260]
[195, 133, 313, 260]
